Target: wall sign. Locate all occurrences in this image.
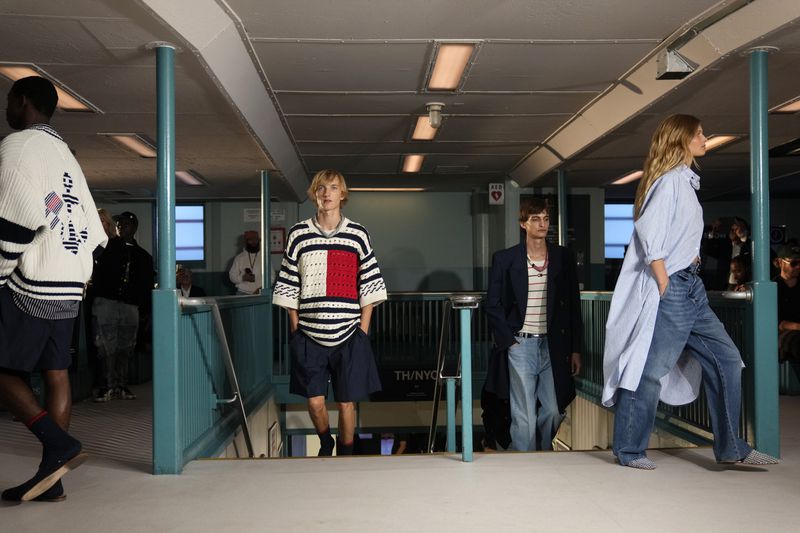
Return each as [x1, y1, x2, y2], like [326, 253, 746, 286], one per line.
[269, 227, 286, 254]
[489, 183, 504, 205]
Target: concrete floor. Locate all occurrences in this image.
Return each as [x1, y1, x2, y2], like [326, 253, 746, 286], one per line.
[1, 389, 799, 533]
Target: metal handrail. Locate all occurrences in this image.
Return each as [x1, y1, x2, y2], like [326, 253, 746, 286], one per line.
[179, 296, 254, 458]
[427, 300, 453, 453]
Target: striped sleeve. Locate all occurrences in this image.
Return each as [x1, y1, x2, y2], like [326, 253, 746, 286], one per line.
[78, 175, 108, 255]
[357, 227, 387, 307]
[0, 140, 42, 285]
[272, 224, 302, 309]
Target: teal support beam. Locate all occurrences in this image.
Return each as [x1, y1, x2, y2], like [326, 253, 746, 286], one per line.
[151, 43, 181, 474]
[261, 170, 273, 382]
[557, 169, 567, 247]
[446, 378, 456, 453]
[748, 48, 780, 457]
[459, 308, 473, 462]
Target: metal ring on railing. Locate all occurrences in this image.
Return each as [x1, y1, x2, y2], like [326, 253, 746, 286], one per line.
[179, 294, 263, 309]
[448, 294, 482, 309]
[719, 288, 752, 302]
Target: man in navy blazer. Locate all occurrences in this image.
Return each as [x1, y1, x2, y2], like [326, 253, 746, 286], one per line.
[484, 197, 582, 451]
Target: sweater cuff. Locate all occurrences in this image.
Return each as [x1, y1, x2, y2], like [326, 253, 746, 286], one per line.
[360, 289, 387, 308]
[271, 293, 299, 310]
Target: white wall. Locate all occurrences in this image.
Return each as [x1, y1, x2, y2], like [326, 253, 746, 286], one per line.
[299, 192, 475, 291]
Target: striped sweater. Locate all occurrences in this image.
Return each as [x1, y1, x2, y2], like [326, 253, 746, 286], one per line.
[272, 217, 387, 346]
[0, 125, 107, 319]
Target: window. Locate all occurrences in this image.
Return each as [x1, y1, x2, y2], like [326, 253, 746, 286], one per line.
[605, 204, 634, 259]
[176, 205, 204, 261]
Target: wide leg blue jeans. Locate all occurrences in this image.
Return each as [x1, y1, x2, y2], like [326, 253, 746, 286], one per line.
[508, 337, 561, 451]
[613, 265, 752, 464]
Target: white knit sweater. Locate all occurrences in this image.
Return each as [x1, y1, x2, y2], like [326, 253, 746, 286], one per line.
[0, 125, 107, 319]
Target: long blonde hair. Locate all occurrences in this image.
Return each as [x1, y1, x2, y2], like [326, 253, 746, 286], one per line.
[634, 114, 701, 220]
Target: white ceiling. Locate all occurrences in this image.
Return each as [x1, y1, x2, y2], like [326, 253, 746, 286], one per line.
[0, 0, 798, 201]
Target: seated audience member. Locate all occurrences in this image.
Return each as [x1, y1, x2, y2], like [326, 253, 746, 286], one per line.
[727, 255, 751, 292]
[176, 265, 206, 297]
[727, 217, 751, 286]
[700, 219, 731, 290]
[775, 243, 800, 366]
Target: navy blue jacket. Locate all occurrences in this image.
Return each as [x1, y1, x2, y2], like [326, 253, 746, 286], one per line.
[483, 242, 583, 412]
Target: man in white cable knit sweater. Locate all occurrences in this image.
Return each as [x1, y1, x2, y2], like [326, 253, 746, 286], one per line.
[0, 77, 107, 502]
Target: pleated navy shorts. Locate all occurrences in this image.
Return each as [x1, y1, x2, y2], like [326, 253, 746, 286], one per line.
[289, 328, 382, 402]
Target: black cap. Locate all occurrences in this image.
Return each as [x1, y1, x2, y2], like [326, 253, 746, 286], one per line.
[777, 244, 800, 260]
[115, 211, 138, 224]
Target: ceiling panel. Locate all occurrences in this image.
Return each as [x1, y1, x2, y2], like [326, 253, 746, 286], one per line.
[288, 116, 412, 142]
[231, 0, 720, 40]
[252, 42, 429, 92]
[435, 115, 567, 142]
[298, 141, 534, 156]
[277, 92, 596, 115]
[0, 1, 129, 19]
[0, 16, 117, 65]
[465, 42, 656, 92]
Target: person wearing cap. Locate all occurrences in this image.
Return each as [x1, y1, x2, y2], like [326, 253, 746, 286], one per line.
[0, 76, 107, 502]
[90, 210, 154, 402]
[272, 170, 387, 456]
[229, 230, 262, 295]
[775, 242, 800, 367]
[483, 197, 582, 451]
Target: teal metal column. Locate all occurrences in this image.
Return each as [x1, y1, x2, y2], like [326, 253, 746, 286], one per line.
[557, 169, 567, 247]
[748, 48, 780, 457]
[151, 43, 181, 474]
[446, 378, 456, 453]
[261, 170, 273, 382]
[459, 308, 473, 462]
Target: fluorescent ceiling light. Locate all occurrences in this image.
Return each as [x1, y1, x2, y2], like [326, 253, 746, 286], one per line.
[611, 170, 643, 185]
[770, 96, 800, 114]
[411, 115, 438, 140]
[176, 170, 207, 186]
[0, 64, 98, 112]
[705, 134, 740, 152]
[350, 188, 426, 192]
[403, 154, 424, 173]
[101, 133, 157, 158]
[427, 43, 474, 90]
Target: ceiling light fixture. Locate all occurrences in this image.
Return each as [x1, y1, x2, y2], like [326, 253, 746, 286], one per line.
[426, 102, 445, 129]
[175, 170, 207, 186]
[0, 63, 99, 112]
[403, 154, 424, 173]
[427, 43, 475, 90]
[411, 115, 438, 141]
[770, 96, 800, 114]
[350, 188, 427, 192]
[611, 170, 643, 185]
[705, 134, 741, 152]
[100, 133, 157, 158]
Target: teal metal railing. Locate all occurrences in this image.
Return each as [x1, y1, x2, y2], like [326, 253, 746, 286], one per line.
[273, 291, 764, 446]
[272, 292, 491, 382]
[577, 291, 753, 445]
[177, 295, 273, 465]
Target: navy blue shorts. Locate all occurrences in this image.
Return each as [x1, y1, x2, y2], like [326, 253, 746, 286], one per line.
[289, 328, 382, 402]
[0, 288, 75, 373]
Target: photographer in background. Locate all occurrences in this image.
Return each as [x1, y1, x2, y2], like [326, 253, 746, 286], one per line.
[228, 230, 262, 295]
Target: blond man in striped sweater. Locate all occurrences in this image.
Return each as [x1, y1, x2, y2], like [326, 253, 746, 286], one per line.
[273, 170, 387, 455]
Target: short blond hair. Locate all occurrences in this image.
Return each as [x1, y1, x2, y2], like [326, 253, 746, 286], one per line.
[307, 169, 348, 207]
